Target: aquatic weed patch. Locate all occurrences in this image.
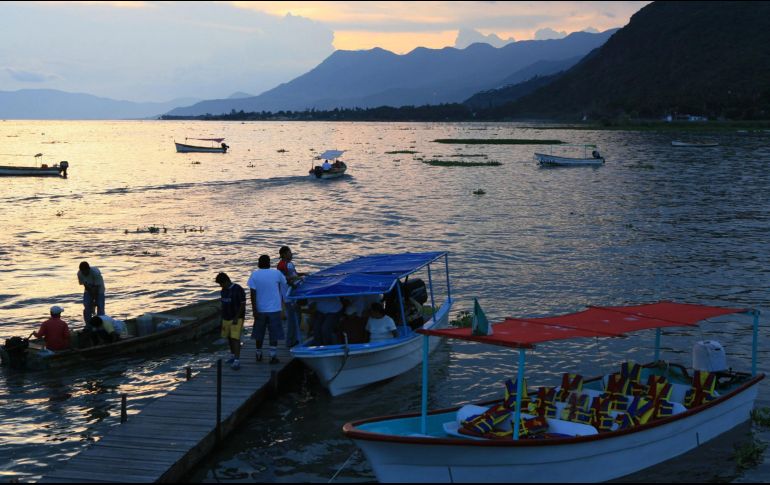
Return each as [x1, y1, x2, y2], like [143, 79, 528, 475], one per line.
[385, 150, 419, 154]
[422, 159, 501, 167]
[433, 138, 563, 145]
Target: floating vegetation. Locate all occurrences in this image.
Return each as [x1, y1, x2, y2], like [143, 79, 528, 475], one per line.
[183, 226, 205, 233]
[472, 189, 486, 195]
[434, 138, 563, 145]
[191, 161, 201, 165]
[450, 311, 472, 328]
[55, 210, 64, 217]
[277, 149, 287, 153]
[443, 154, 488, 158]
[422, 159, 501, 167]
[247, 162, 256, 168]
[630, 162, 654, 170]
[141, 250, 161, 257]
[125, 226, 168, 234]
[733, 433, 767, 470]
[751, 407, 770, 427]
[385, 150, 419, 154]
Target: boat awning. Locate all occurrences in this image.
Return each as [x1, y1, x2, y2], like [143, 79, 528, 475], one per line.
[319, 150, 345, 159]
[418, 301, 748, 349]
[287, 251, 446, 300]
[188, 138, 225, 142]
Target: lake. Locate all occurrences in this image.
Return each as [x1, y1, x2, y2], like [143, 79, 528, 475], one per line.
[1, 120, 769, 482]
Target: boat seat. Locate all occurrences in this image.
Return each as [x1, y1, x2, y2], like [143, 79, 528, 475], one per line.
[452, 404, 598, 438]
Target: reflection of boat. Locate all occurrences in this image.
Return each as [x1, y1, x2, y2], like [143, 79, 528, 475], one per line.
[671, 141, 719, 147]
[535, 144, 604, 166]
[174, 138, 229, 153]
[0, 154, 68, 177]
[288, 252, 452, 396]
[0, 299, 220, 371]
[309, 149, 347, 179]
[344, 301, 763, 483]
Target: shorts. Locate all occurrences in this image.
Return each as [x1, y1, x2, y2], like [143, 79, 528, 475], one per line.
[221, 318, 245, 340]
[251, 311, 285, 343]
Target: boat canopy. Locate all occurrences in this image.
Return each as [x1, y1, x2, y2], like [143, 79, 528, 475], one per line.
[418, 301, 748, 349]
[287, 251, 446, 300]
[319, 149, 345, 160]
[188, 138, 225, 142]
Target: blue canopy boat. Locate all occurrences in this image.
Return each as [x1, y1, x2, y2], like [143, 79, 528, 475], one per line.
[287, 252, 453, 396]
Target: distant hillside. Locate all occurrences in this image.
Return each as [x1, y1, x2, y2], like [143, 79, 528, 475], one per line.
[500, 1, 770, 119]
[0, 90, 200, 120]
[167, 30, 616, 116]
[465, 73, 563, 110]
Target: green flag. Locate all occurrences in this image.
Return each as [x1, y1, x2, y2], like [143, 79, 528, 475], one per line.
[471, 298, 492, 336]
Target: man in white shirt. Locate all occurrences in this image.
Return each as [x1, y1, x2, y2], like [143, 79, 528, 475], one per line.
[310, 296, 343, 345]
[366, 302, 397, 342]
[247, 255, 289, 364]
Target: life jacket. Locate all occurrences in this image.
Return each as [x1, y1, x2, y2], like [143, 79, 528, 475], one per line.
[646, 375, 673, 403]
[602, 373, 631, 411]
[529, 386, 558, 418]
[561, 393, 591, 424]
[556, 373, 583, 402]
[620, 361, 642, 384]
[684, 370, 717, 408]
[589, 395, 615, 432]
[503, 378, 531, 410]
[653, 398, 676, 419]
[614, 396, 656, 430]
[460, 404, 510, 436]
[518, 415, 549, 437]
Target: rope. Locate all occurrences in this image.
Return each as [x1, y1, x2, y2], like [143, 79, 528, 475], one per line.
[328, 332, 350, 384]
[328, 449, 358, 483]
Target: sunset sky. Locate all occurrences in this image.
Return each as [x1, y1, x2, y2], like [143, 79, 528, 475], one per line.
[0, 1, 649, 102]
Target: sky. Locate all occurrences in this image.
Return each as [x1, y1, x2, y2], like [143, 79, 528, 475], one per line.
[0, 1, 649, 103]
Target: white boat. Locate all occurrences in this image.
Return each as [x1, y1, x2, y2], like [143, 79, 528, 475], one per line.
[535, 144, 604, 166]
[671, 141, 719, 147]
[0, 154, 68, 177]
[309, 149, 348, 179]
[174, 137, 229, 153]
[288, 252, 452, 396]
[344, 301, 763, 482]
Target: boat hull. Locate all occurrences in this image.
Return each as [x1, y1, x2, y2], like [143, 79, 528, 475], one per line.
[535, 153, 604, 166]
[292, 300, 451, 396]
[174, 142, 227, 153]
[0, 166, 65, 177]
[1, 299, 221, 371]
[346, 375, 762, 483]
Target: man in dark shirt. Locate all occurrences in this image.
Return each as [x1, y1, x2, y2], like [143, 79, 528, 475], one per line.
[34, 305, 70, 351]
[216, 272, 246, 370]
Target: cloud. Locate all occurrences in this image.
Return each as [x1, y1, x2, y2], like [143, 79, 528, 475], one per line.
[5, 68, 61, 83]
[454, 29, 515, 49]
[534, 27, 568, 40]
[582, 26, 600, 33]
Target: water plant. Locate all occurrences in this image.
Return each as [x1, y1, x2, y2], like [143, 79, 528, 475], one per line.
[733, 433, 767, 470]
[422, 159, 501, 167]
[450, 311, 472, 328]
[473, 189, 486, 195]
[433, 138, 563, 145]
[751, 407, 770, 427]
[385, 150, 419, 154]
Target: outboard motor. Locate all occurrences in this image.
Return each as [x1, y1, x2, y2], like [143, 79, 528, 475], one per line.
[313, 166, 323, 178]
[592, 150, 601, 159]
[2, 336, 29, 369]
[221, 143, 229, 153]
[693, 340, 727, 372]
[403, 278, 428, 304]
[58, 160, 69, 178]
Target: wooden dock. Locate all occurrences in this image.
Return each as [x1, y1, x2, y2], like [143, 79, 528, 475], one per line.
[40, 344, 299, 483]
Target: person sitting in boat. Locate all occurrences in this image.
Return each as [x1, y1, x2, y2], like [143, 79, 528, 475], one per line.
[87, 315, 120, 345]
[322, 160, 332, 171]
[332, 160, 343, 169]
[592, 150, 602, 159]
[33, 305, 71, 351]
[366, 303, 397, 342]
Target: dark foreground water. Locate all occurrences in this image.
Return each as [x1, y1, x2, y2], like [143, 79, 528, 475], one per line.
[1, 121, 769, 482]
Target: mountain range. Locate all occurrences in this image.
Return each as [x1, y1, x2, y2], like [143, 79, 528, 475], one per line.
[167, 30, 616, 116]
[485, 1, 770, 119]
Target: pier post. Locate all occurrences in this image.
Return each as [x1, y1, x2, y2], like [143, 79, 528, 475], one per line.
[186, 366, 192, 381]
[216, 359, 222, 442]
[120, 394, 127, 423]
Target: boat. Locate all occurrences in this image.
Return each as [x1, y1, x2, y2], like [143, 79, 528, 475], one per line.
[671, 141, 719, 147]
[0, 299, 220, 371]
[535, 144, 604, 167]
[0, 153, 69, 177]
[309, 149, 347, 179]
[343, 301, 763, 482]
[174, 138, 229, 153]
[287, 251, 453, 396]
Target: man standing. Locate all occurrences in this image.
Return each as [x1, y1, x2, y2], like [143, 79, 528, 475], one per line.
[216, 272, 246, 370]
[247, 255, 288, 364]
[77, 261, 105, 325]
[277, 246, 303, 347]
[34, 305, 70, 351]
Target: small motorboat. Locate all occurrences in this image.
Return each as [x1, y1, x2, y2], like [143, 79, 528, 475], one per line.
[535, 144, 604, 167]
[0, 154, 68, 177]
[343, 301, 763, 483]
[310, 150, 347, 179]
[671, 141, 719, 147]
[174, 137, 229, 153]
